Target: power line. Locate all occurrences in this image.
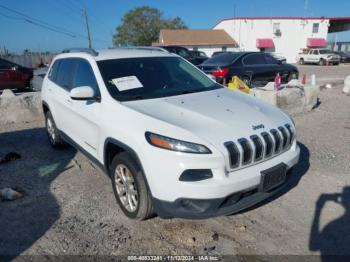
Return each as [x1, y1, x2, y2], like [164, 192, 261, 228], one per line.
[0, 4, 77, 36]
[0, 4, 110, 43]
[0, 11, 77, 37]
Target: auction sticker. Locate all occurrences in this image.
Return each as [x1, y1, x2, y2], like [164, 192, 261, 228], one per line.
[111, 76, 143, 91]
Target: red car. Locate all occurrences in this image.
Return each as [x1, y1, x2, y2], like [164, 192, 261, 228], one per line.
[0, 58, 33, 91]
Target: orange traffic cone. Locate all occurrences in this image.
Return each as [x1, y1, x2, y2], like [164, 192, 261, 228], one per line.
[301, 74, 306, 85]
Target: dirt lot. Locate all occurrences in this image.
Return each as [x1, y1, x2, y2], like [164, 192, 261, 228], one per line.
[297, 63, 350, 85]
[0, 75, 349, 259]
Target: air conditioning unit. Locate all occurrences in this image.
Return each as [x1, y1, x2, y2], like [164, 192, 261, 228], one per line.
[274, 29, 282, 37]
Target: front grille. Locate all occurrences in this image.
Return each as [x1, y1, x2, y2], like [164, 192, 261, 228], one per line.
[225, 124, 295, 170]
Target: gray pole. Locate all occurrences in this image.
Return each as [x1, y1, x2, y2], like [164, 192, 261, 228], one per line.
[84, 8, 92, 48]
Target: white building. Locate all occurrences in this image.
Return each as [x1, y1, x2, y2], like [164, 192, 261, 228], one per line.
[214, 17, 350, 63]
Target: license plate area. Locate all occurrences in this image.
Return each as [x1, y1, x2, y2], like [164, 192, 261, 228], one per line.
[260, 163, 287, 192]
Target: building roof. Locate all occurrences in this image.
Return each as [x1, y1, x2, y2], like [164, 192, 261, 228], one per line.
[213, 16, 350, 33]
[156, 29, 237, 47]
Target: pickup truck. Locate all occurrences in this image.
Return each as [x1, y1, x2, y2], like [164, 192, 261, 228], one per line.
[297, 49, 340, 66]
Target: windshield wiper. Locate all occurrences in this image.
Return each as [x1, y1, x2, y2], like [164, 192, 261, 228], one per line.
[117, 95, 145, 101]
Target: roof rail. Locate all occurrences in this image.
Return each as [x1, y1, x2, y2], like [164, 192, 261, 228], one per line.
[62, 48, 99, 56]
[122, 46, 169, 53]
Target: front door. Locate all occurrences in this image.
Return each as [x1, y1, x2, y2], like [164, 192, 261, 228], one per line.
[67, 58, 101, 158]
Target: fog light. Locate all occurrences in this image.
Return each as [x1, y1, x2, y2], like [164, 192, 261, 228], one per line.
[179, 169, 213, 182]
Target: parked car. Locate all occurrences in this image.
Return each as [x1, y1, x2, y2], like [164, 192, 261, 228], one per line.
[199, 52, 298, 87]
[155, 46, 202, 65]
[0, 58, 33, 91]
[42, 47, 300, 220]
[296, 49, 340, 65]
[190, 50, 209, 64]
[30, 66, 49, 91]
[334, 51, 350, 63]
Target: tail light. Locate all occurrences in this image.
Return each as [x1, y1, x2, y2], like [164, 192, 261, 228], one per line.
[211, 67, 229, 78]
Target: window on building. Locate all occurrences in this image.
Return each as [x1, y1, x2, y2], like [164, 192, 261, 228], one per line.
[312, 23, 319, 34]
[273, 23, 281, 36]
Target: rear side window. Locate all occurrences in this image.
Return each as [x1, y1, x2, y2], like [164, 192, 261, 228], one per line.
[56, 59, 77, 90]
[264, 54, 278, 64]
[243, 54, 266, 65]
[48, 60, 60, 82]
[73, 59, 99, 94]
[202, 53, 241, 66]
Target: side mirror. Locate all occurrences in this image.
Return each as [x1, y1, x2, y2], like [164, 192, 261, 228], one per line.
[70, 86, 97, 101]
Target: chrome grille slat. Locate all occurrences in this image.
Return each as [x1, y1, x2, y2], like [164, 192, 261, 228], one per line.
[278, 126, 289, 149]
[224, 142, 240, 168]
[250, 135, 264, 161]
[238, 138, 253, 165]
[270, 129, 282, 153]
[224, 123, 295, 171]
[285, 124, 294, 145]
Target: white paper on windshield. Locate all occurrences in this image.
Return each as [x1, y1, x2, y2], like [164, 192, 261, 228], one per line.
[111, 76, 143, 91]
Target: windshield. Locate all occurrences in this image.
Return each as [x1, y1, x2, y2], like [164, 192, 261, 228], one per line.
[319, 49, 333, 54]
[97, 57, 221, 101]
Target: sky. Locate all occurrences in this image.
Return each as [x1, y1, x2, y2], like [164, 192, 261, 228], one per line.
[0, 0, 349, 53]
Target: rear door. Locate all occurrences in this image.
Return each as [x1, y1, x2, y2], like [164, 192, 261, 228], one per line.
[49, 58, 78, 136]
[242, 53, 270, 86]
[307, 50, 318, 62]
[0, 59, 11, 89]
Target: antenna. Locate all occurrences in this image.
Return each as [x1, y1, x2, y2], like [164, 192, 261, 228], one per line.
[83, 8, 92, 48]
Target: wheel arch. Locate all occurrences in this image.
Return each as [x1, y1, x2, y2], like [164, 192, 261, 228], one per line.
[42, 101, 50, 115]
[103, 137, 153, 195]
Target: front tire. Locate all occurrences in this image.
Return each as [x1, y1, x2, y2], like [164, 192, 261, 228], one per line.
[319, 59, 326, 66]
[110, 152, 153, 220]
[45, 111, 66, 148]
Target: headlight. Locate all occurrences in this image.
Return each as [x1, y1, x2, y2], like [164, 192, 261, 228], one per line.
[145, 132, 211, 154]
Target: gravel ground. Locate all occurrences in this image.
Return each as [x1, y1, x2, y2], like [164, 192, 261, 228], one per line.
[296, 63, 350, 85]
[0, 83, 349, 260]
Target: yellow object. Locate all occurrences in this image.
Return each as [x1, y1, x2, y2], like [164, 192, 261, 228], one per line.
[227, 76, 250, 94]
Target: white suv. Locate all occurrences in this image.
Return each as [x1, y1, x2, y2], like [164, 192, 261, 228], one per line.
[41, 48, 300, 220]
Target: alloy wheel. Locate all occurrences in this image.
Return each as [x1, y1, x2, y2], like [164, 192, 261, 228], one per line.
[114, 164, 138, 212]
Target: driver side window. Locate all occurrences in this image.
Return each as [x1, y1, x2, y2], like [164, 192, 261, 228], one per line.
[74, 59, 99, 95]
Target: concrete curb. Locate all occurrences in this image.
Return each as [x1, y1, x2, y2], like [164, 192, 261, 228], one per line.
[0, 91, 42, 125]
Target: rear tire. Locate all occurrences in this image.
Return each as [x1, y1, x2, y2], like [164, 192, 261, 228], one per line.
[110, 152, 153, 220]
[299, 58, 305, 65]
[45, 111, 66, 149]
[319, 59, 326, 66]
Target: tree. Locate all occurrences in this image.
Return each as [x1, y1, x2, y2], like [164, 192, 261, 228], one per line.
[113, 6, 187, 46]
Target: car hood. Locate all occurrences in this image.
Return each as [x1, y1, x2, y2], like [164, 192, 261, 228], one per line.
[122, 88, 290, 147]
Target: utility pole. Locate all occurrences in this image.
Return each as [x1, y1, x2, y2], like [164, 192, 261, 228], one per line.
[83, 8, 92, 48]
[304, 0, 308, 17]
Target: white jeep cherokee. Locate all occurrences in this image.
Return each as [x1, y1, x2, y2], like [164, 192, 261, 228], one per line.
[41, 48, 300, 220]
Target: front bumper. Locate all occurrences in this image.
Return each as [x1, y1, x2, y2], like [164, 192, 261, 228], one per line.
[153, 165, 294, 219]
